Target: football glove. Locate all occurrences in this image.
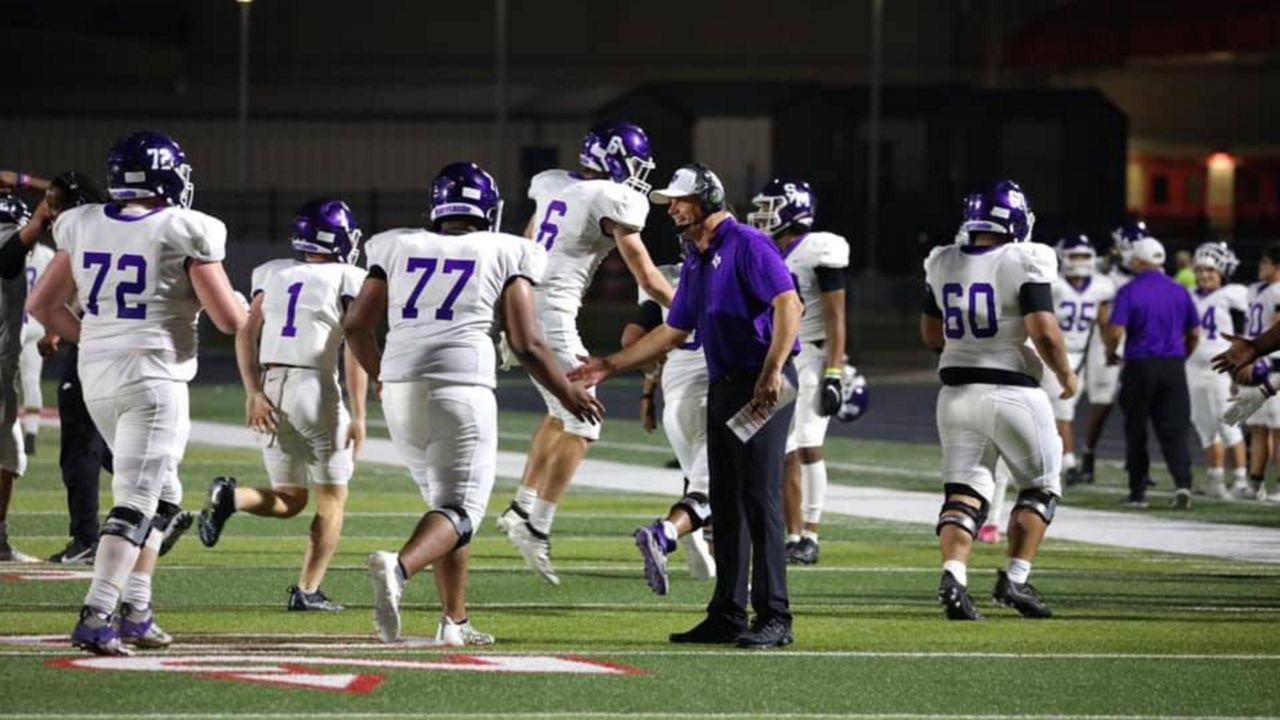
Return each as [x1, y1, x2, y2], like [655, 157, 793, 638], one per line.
[819, 367, 842, 417]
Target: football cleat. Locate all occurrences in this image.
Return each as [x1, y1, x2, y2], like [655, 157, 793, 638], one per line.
[634, 521, 674, 596]
[736, 616, 794, 650]
[158, 511, 195, 557]
[993, 570, 1053, 618]
[287, 585, 345, 612]
[680, 529, 716, 581]
[790, 537, 820, 565]
[436, 616, 495, 647]
[367, 551, 404, 644]
[48, 538, 97, 565]
[1230, 479, 1253, 499]
[119, 604, 173, 648]
[0, 536, 35, 563]
[198, 476, 237, 547]
[1063, 466, 1084, 487]
[976, 524, 1002, 544]
[1079, 453, 1096, 484]
[507, 521, 560, 586]
[71, 606, 130, 656]
[938, 570, 983, 621]
[23, 432, 35, 456]
[494, 501, 528, 535]
[1207, 479, 1234, 501]
[1170, 488, 1192, 510]
[1256, 484, 1270, 502]
[784, 539, 798, 564]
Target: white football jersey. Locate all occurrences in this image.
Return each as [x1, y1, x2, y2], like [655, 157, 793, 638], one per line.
[365, 228, 546, 387]
[783, 231, 850, 343]
[1107, 267, 1134, 290]
[52, 203, 226, 381]
[639, 264, 707, 394]
[527, 169, 649, 316]
[1190, 283, 1248, 369]
[1050, 274, 1116, 354]
[924, 242, 1057, 378]
[252, 259, 366, 373]
[22, 243, 55, 336]
[1246, 281, 1280, 360]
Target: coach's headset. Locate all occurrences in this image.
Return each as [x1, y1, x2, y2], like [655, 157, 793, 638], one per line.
[684, 162, 726, 216]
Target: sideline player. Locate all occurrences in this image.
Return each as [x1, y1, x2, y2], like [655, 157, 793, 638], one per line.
[748, 178, 847, 564]
[1184, 242, 1248, 499]
[348, 162, 602, 645]
[19, 237, 54, 455]
[496, 121, 673, 585]
[1239, 244, 1280, 500]
[29, 131, 247, 654]
[198, 199, 368, 611]
[626, 263, 716, 595]
[921, 180, 1076, 621]
[1079, 221, 1148, 483]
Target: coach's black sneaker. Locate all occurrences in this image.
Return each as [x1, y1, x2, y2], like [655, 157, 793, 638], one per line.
[1079, 452, 1095, 484]
[288, 585, 344, 612]
[1170, 488, 1192, 510]
[993, 570, 1053, 618]
[48, 538, 97, 565]
[938, 570, 982, 621]
[736, 616, 794, 650]
[158, 511, 194, 557]
[198, 477, 238, 548]
[669, 615, 746, 644]
[790, 536, 820, 565]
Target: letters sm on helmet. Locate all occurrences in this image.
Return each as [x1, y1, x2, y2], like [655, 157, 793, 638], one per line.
[955, 180, 1035, 246]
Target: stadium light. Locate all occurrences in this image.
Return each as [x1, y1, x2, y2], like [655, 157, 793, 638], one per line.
[1207, 151, 1236, 170]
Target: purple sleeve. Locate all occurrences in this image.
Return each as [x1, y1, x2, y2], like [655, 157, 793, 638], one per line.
[743, 232, 797, 303]
[665, 260, 697, 332]
[1109, 285, 1130, 327]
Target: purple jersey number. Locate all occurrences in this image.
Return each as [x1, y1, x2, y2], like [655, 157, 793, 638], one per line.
[942, 282, 997, 339]
[535, 200, 568, 251]
[281, 281, 304, 337]
[83, 251, 148, 320]
[402, 257, 477, 321]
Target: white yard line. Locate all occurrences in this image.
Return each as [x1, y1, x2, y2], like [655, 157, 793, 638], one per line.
[182, 420, 1280, 565]
[0, 713, 1276, 720]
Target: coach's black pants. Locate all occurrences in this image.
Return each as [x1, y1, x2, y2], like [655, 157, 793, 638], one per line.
[1119, 357, 1192, 498]
[57, 343, 112, 544]
[704, 363, 797, 626]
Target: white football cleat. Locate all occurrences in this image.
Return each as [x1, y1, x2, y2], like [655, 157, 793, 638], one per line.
[680, 529, 716, 581]
[508, 522, 560, 586]
[367, 551, 404, 644]
[436, 616, 495, 647]
[1231, 479, 1254, 499]
[494, 502, 526, 535]
[1223, 386, 1272, 426]
[1208, 480, 1234, 501]
[1257, 484, 1271, 502]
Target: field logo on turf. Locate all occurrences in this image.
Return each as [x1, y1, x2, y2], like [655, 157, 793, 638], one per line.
[49, 654, 641, 693]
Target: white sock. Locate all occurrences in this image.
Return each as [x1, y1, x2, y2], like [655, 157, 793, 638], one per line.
[786, 533, 801, 545]
[660, 521, 678, 543]
[20, 414, 39, 436]
[800, 529, 818, 543]
[1207, 467, 1225, 486]
[1006, 557, 1032, 584]
[1063, 453, 1077, 470]
[528, 499, 556, 535]
[84, 536, 142, 613]
[514, 486, 537, 513]
[1232, 467, 1248, 483]
[801, 460, 828, 525]
[942, 560, 968, 587]
[121, 572, 153, 608]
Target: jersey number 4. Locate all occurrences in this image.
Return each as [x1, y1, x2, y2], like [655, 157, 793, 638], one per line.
[84, 252, 147, 320]
[402, 257, 476, 320]
[941, 282, 997, 340]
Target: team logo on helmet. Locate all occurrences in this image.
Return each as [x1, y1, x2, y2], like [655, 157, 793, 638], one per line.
[956, 180, 1035, 245]
[290, 198, 362, 264]
[579, 121, 656, 195]
[749, 179, 816, 236]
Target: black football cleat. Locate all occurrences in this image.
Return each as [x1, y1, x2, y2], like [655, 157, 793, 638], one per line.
[198, 477, 237, 548]
[993, 570, 1053, 618]
[938, 570, 983, 621]
[287, 585, 345, 612]
[158, 511, 194, 557]
[790, 537, 820, 565]
[1079, 453, 1095, 484]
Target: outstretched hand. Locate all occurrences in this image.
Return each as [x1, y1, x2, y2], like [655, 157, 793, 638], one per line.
[567, 355, 614, 389]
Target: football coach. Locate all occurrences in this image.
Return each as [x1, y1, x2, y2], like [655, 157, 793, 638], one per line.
[570, 163, 803, 649]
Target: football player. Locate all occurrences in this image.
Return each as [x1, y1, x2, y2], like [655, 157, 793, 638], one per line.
[29, 131, 247, 655]
[1238, 243, 1280, 500]
[496, 121, 672, 585]
[1078, 221, 1148, 484]
[19, 236, 54, 455]
[922, 180, 1076, 621]
[626, 263, 716, 595]
[348, 162, 601, 645]
[197, 199, 369, 612]
[748, 179, 848, 565]
[1185, 242, 1248, 499]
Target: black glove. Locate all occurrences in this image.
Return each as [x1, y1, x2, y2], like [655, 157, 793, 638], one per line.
[819, 372, 842, 417]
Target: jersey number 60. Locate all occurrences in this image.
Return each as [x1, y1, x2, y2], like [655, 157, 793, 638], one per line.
[941, 282, 997, 340]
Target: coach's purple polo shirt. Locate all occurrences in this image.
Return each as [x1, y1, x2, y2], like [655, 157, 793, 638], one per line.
[1109, 268, 1198, 360]
[666, 218, 800, 381]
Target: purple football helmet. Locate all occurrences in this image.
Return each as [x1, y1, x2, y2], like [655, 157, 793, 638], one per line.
[1110, 219, 1153, 264]
[429, 162, 503, 231]
[290, 198, 362, 263]
[1055, 234, 1095, 278]
[956, 180, 1035, 245]
[579, 121, 656, 194]
[0, 194, 30, 227]
[836, 365, 869, 423]
[106, 131, 194, 208]
[748, 178, 816, 236]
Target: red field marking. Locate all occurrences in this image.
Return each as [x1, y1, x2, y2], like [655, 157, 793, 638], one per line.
[1, 569, 95, 582]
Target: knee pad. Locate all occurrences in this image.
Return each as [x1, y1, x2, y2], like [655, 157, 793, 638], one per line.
[146, 500, 182, 544]
[936, 483, 989, 538]
[429, 505, 474, 550]
[1013, 489, 1059, 525]
[101, 506, 151, 547]
[671, 492, 711, 530]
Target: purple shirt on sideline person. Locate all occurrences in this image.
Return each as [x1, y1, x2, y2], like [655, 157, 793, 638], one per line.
[666, 218, 800, 381]
[1109, 269, 1199, 361]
